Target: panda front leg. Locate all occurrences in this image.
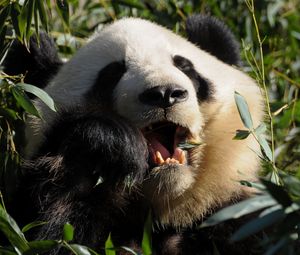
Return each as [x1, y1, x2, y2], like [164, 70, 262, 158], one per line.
[23, 108, 149, 254]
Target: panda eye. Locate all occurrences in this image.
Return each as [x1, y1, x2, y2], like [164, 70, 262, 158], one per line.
[173, 55, 213, 101]
[85, 60, 126, 105]
[173, 55, 194, 73]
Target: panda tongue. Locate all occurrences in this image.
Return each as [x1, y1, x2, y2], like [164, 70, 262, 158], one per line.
[147, 134, 171, 160]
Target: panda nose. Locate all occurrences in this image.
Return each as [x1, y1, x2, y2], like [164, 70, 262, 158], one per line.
[139, 85, 188, 108]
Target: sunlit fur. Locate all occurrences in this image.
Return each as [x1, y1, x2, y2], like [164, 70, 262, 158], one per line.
[26, 18, 264, 227]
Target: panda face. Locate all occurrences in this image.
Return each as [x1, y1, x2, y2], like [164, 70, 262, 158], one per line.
[82, 21, 215, 200]
[34, 17, 263, 226]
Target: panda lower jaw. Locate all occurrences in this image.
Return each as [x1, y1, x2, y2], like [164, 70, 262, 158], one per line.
[142, 121, 194, 169]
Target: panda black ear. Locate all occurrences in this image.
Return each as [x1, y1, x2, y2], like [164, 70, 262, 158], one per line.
[3, 32, 63, 89]
[186, 15, 240, 66]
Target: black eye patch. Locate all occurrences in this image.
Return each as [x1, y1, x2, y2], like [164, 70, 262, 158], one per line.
[85, 61, 127, 106]
[173, 55, 213, 101]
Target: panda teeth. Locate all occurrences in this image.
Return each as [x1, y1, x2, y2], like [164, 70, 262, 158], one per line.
[155, 151, 165, 164]
[154, 148, 186, 165]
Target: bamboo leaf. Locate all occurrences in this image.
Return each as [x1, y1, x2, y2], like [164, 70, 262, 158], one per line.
[24, 240, 59, 255]
[36, 0, 48, 32]
[0, 247, 16, 255]
[18, 0, 29, 39]
[142, 211, 152, 255]
[11, 85, 41, 118]
[120, 247, 138, 255]
[0, 204, 30, 252]
[56, 0, 70, 28]
[22, 221, 47, 233]
[234, 91, 253, 129]
[10, 3, 22, 41]
[0, 24, 7, 50]
[261, 179, 293, 207]
[16, 83, 56, 112]
[63, 223, 74, 242]
[114, 0, 144, 9]
[0, 4, 10, 31]
[256, 134, 273, 161]
[233, 130, 250, 140]
[105, 233, 116, 255]
[201, 194, 277, 228]
[231, 209, 285, 241]
[25, 0, 35, 40]
[68, 244, 93, 255]
[254, 123, 266, 136]
[33, 1, 39, 38]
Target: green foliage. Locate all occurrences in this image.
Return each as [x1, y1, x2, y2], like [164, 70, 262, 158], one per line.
[104, 233, 115, 255]
[63, 223, 74, 242]
[0, 0, 299, 254]
[141, 211, 152, 255]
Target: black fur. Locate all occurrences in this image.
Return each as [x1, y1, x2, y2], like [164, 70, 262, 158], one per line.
[173, 55, 213, 101]
[13, 107, 149, 253]
[3, 32, 62, 88]
[186, 15, 240, 66]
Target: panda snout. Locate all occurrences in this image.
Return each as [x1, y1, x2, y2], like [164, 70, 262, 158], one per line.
[138, 85, 188, 108]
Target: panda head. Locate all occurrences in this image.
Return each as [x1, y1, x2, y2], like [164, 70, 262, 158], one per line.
[33, 16, 263, 227]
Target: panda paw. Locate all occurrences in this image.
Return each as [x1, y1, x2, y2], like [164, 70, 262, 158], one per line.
[38, 108, 149, 186]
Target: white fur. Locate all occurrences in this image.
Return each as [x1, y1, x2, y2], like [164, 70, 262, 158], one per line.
[27, 18, 264, 227]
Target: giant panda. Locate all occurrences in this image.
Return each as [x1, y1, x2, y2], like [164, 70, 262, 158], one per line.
[4, 15, 264, 254]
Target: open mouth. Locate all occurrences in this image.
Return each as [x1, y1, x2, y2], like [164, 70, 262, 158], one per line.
[142, 121, 194, 167]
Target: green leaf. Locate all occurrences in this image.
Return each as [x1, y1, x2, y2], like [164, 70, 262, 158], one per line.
[67, 244, 93, 255]
[24, 240, 59, 255]
[0, 247, 16, 255]
[254, 123, 266, 136]
[105, 233, 116, 255]
[114, 0, 144, 9]
[212, 242, 221, 255]
[280, 173, 300, 198]
[16, 83, 56, 112]
[22, 221, 47, 233]
[201, 194, 277, 228]
[231, 209, 285, 242]
[63, 223, 74, 242]
[0, 0, 10, 7]
[36, 0, 48, 32]
[120, 246, 138, 255]
[0, 107, 20, 121]
[0, 24, 7, 50]
[18, 0, 29, 39]
[33, 1, 39, 38]
[0, 204, 29, 252]
[141, 211, 152, 255]
[178, 141, 202, 150]
[233, 130, 250, 140]
[261, 179, 293, 207]
[56, 0, 70, 28]
[25, 0, 35, 40]
[11, 85, 41, 118]
[257, 135, 273, 161]
[45, 0, 51, 9]
[10, 3, 22, 41]
[0, 5, 10, 31]
[239, 180, 266, 191]
[234, 91, 253, 129]
[264, 237, 288, 255]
